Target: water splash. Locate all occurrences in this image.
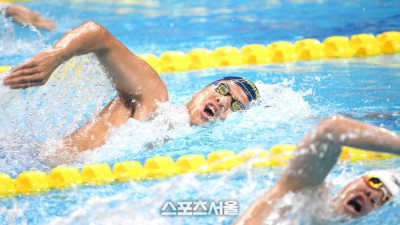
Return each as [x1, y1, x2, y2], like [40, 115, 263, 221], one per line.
[73, 102, 193, 166]
[0, 200, 28, 225]
[0, 11, 48, 59]
[2, 60, 388, 225]
[264, 185, 342, 225]
[248, 79, 312, 122]
[40, 163, 277, 225]
[0, 55, 114, 174]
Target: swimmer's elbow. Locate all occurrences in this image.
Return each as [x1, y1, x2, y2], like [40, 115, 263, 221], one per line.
[66, 21, 109, 42]
[316, 116, 349, 139]
[84, 21, 116, 53]
[82, 21, 110, 40]
[82, 21, 108, 36]
[82, 20, 99, 27]
[60, 21, 113, 56]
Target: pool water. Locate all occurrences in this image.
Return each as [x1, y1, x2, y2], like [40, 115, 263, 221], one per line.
[1, 0, 400, 224]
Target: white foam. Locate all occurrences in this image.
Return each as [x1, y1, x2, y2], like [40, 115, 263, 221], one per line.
[0, 75, 10, 96]
[0, 55, 114, 172]
[74, 102, 193, 165]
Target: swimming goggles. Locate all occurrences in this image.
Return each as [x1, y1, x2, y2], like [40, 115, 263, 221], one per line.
[363, 174, 392, 204]
[213, 82, 245, 112]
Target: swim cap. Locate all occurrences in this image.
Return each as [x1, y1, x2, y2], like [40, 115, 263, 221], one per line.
[367, 170, 400, 196]
[215, 76, 259, 103]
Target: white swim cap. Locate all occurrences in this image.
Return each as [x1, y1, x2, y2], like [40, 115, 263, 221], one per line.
[368, 170, 400, 196]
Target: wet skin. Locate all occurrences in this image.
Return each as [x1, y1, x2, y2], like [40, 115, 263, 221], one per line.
[0, 2, 56, 31]
[333, 177, 389, 219]
[2, 21, 254, 162]
[234, 117, 400, 225]
[185, 80, 249, 126]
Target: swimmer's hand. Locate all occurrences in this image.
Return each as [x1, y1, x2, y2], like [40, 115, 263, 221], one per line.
[5, 4, 56, 31]
[3, 49, 63, 89]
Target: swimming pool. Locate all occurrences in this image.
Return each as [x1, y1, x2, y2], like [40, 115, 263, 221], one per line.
[1, 0, 400, 224]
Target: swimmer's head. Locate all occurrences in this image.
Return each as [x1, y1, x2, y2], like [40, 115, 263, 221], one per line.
[332, 170, 400, 219]
[185, 76, 259, 125]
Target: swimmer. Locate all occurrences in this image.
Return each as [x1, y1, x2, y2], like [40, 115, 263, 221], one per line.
[234, 116, 400, 224]
[2, 21, 259, 164]
[0, 2, 55, 31]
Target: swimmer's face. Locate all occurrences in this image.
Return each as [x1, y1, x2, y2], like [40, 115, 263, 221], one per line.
[185, 80, 249, 126]
[332, 177, 390, 219]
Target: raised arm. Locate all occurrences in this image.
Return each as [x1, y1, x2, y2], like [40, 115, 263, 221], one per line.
[234, 116, 400, 225]
[0, 2, 55, 30]
[281, 116, 400, 190]
[4, 21, 168, 161]
[4, 21, 168, 118]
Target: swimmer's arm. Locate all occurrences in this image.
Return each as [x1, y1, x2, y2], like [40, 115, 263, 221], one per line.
[234, 116, 400, 225]
[4, 21, 167, 118]
[5, 21, 168, 157]
[52, 21, 168, 119]
[0, 2, 55, 30]
[38, 94, 133, 166]
[282, 116, 400, 190]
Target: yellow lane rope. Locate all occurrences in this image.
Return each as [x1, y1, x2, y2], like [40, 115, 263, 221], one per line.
[0, 144, 397, 197]
[0, 31, 399, 75]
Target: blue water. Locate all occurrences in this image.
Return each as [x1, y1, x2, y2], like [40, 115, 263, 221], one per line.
[1, 0, 400, 224]
[2, 0, 400, 64]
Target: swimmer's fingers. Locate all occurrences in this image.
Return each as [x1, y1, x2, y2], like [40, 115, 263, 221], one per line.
[5, 73, 46, 88]
[9, 81, 45, 89]
[4, 66, 41, 86]
[5, 50, 62, 88]
[36, 18, 56, 31]
[7, 66, 40, 79]
[7, 5, 56, 31]
[10, 61, 36, 73]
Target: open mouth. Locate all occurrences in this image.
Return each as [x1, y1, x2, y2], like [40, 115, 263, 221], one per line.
[205, 106, 215, 117]
[344, 194, 366, 215]
[347, 198, 362, 213]
[201, 103, 219, 120]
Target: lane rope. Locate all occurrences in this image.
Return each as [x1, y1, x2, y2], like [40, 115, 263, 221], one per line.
[0, 144, 397, 197]
[1, 31, 399, 197]
[0, 31, 399, 75]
